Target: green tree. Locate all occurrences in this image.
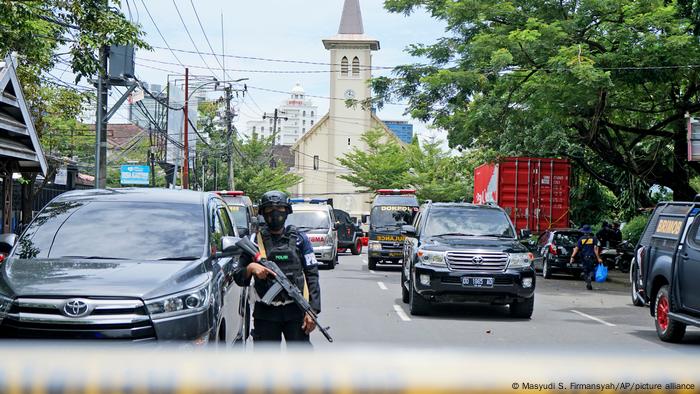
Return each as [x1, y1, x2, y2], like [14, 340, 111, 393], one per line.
[373, 0, 700, 201]
[339, 129, 473, 201]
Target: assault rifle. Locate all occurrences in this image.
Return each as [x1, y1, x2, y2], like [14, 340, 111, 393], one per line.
[235, 237, 334, 343]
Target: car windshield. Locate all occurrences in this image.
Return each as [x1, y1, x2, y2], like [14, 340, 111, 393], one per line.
[370, 206, 417, 229]
[14, 201, 206, 260]
[227, 204, 248, 229]
[553, 232, 581, 247]
[424, 208, 515, 238]
[286, 210, 330, 230]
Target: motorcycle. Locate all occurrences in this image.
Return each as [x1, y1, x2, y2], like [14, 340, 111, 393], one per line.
[614, 240, 634, 273]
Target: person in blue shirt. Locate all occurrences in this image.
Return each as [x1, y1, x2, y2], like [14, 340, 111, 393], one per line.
[570, 225, 603, 290]
[233, 191, 321, 345]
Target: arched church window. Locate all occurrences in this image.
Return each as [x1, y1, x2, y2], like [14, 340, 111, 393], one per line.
[311, 111, 314, 117]
[341, 56, 349, 76]
[352, 57, 360, 76]
[303, 111, 306, 117]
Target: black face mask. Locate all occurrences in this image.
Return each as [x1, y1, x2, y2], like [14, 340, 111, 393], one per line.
[265, 210, 288, 231]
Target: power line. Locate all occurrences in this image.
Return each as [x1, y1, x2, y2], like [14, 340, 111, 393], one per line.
[149, 45, 393, 70]
[139, 0, 185, 68]
[189, 0, 228, 80]
[135, 57, 389, 74]
[172, 0, 218, 79]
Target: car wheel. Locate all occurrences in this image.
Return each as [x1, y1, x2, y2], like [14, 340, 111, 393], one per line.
[655, 285, 686, 342]
[328, 255, 337, 269]
[542, 259, 552, 279]
[368, 257, 378, 270]
[510, 296, 534, 319]
[351, 240, 362, 255]
[401, 269, 409, 304]
[631, 263, 645, 307]
[409, 277, 430, 316]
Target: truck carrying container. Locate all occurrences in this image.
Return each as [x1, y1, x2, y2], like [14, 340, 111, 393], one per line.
[473, 157, 571, 233]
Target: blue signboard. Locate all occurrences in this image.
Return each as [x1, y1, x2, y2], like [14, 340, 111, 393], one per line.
[120, 165, 150, 185]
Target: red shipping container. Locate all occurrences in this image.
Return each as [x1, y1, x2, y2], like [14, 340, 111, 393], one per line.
[473, 157, 571, 233]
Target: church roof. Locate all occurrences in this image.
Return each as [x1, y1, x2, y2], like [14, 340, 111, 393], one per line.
[323, 0, 379, 50]
[0, 54, 47, 175]
[338, 0, 364, 34]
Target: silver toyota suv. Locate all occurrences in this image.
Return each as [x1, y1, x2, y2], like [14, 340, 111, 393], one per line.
[286, 199, 338, 269]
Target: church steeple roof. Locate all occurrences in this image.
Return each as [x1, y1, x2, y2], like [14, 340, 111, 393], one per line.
[338, 0, 364, 34]
[323, 0, 380, 50]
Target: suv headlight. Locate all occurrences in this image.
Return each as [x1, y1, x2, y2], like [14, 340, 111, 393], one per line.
[146, 282, 211, 319]
[0, 293, 13, 320]
[508, 253, 533, 269]
[418, 249, 447, 267]
[369, 241, 381, 251]
[325, 234, 335, 246]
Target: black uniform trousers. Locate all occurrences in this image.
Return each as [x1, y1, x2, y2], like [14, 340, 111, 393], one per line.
[581, 256, 595, 284]
[252, 302, 310, 346]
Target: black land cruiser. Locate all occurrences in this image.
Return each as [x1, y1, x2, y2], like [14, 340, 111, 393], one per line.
[401, 202, 536, 318]
[630, 200, 700, 342]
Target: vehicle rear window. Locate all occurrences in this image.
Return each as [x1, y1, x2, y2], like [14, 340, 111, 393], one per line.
[15, 201, 206, 260]
[286, 210, 330, 231]
[424, 208, 515, 238]
[553, 232, 581, 247]
[370, 206, 418, 229]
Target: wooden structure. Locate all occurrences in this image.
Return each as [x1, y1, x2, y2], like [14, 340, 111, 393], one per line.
[0, 55, 47, 233]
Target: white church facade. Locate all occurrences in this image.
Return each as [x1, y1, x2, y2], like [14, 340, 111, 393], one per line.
[290, 0, 403, 216]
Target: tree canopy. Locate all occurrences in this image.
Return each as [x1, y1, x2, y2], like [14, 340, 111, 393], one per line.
[339, 128, 473, 202]
[373, 0, 700, 201]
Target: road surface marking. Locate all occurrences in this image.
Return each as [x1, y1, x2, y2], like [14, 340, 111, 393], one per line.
[377, 281, 388, 290]
[571, 310, 616, 327]
[393, 304, 411, 322]
[370, 270, 376, 274]
[362, 259, 367, 265]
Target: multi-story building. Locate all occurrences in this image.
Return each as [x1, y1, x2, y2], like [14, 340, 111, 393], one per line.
[246, 84, 319, 146]
[383, 120, 414, 144]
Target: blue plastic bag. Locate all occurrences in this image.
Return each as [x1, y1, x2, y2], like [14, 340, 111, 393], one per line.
[595, 263, 608, 283]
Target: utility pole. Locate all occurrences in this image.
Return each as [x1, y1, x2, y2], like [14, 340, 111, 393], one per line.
[224, 86, 235, 190]
[183, 67, 190, 189]
[263, 109, 288, 146]
[94, 44, 109, 189]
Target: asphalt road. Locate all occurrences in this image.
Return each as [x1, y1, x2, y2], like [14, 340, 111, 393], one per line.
[311, 251, 700, 353]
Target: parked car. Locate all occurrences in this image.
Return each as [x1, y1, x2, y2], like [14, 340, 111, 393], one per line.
[0, 188, 249, 344]
[287, 199, 338, 269]
[531, 229, 583, 278]
[334, 209, 363, 255]
[630, 200, 700, 342]
[401, 202, 536, 318]
[215, 191, 258, 237]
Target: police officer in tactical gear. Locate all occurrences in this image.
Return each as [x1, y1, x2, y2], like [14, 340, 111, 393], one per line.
[570, 225, 603, 290]
[233, 191, 321, 344]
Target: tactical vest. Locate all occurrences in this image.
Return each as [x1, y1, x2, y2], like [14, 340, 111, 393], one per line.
[579, 236, 596, 258]
[254, 227, 305, 304]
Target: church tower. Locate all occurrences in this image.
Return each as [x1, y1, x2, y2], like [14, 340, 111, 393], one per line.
[292, 0, 398, 215]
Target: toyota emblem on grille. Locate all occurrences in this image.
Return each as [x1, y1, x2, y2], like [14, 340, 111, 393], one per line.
[472, 256, 484, 265]
[63, 299, 90, 317]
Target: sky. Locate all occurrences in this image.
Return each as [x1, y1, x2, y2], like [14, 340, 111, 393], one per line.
[101, 0, 448, 142]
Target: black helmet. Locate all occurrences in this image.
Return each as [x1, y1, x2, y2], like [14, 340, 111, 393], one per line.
[260, 190, 292, 214]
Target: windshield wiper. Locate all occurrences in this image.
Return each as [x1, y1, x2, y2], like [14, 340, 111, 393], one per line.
[432, 232, 476, 237]
[58, 256, 129, 260]
[157, 256, 201, 261]
[479, 234, 513, 238]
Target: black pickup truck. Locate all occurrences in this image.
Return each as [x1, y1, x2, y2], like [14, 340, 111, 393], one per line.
[630, 200, 700, 342]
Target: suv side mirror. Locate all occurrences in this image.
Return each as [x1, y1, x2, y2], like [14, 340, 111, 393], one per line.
[519, 229, 532, 240]
[221, 236, 242, 255]
[333, 222, 340, 231]
[401, 225, 417, 238]
[361, 214, 369, 224]
[0, 233, 17, 255]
